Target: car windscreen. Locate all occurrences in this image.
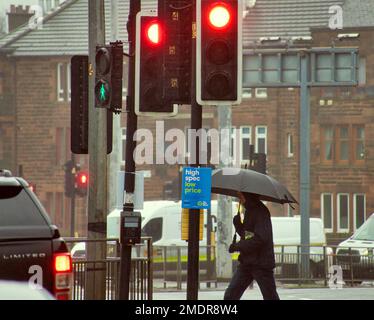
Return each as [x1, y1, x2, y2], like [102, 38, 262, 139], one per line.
[0, 186, 48, 227]
[353, 216, 374, 241]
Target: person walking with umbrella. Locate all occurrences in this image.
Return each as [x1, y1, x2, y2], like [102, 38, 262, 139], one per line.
[211, 168, 297, 300]
[224, 191, 280, 300]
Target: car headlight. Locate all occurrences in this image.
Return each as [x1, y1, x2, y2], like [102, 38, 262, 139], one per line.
[360, 248, 369, 256]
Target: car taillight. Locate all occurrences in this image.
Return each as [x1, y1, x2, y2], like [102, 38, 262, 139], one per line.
[55, 254, 72, 273]
[53, 253, 72, 300]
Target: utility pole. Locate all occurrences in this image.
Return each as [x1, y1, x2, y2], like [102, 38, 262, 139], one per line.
[187, 0, 202, 300]
[119, 0, 140, 300]
[216, 106, 233, 280]
[108, 0, 121, 212]
[70, 153, 76, 237]
[85, 0, 107, 300]
[300, 52, 311, 279]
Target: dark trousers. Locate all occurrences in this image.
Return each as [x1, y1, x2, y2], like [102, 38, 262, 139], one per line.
[224, 264, 280, 300]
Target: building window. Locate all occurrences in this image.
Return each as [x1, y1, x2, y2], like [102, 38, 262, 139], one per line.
[67, 62, 71, 102]
[321, 127, 334, 162]
[57, 62, 71, 102]
[358, 57, 366, 85]
[230, 127, 239, 163]
[255, 88, 268, 99]
[121, 127, 126, 165]
[321, 125, 365, 164]
[287, 133, 294, 157]
[353, 125, 365, 161]
[255, 126, 267, 154]
[321, 193, 333, 232]
[337, 193, 349, 232]
[241, 88, 268, 99]
[240, 126, 251, 161]
[336, 126, 349, 162]
[242, 88, 252, 99]
[354, 194, 366, 230]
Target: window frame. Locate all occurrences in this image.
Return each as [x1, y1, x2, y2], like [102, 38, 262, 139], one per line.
[353, 125, 365, 163]
[287, 133, 294, 158]
[321, 193, 333, 233]
[67, 62, 71, 102]
[337, 193, 350, 233]
[242, 88, 252, 99]
[255, 126, 267, 154]
[57, 63, 65, 102]
[353, 193, 366, 231]
[255, 88, 268, 99]
[321, 126, 334, 163]
[240, 126, 252, 161]
[336, 125, 350, 164]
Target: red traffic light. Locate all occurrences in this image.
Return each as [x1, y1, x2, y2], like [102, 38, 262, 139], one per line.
[208, 4, 231, 29]
[146, 21, 161, 45]
[76, 171, 89, 188]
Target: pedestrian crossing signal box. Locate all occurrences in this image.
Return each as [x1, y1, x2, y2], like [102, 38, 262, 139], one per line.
[120, 211, 142, 245]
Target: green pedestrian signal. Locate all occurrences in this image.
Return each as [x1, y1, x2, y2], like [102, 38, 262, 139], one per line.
[100, 83, 106, 101]
[94, 43, 123, 111]
[95, 79, 110, 106]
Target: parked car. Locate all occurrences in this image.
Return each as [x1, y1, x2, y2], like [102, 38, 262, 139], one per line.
[337, 213, 374, 281]
[0, 169, 72, 300]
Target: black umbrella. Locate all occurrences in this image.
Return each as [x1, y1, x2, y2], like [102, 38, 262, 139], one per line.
[211, 168, 298, 204]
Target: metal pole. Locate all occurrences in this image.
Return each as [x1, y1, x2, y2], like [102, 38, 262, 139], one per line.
[187, 0, 201, 300]
[119, 0, 140, 300]
[108, 0, 121, 213]
[85, 0, 107, 300]
[300, 51, 310, 280]
[70, 154, 76, 237]
[216, 106, 233, 280]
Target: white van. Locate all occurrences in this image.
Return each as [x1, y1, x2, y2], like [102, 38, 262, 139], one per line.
[337, 213, 374, 278]
[106, 200, 176, 239]
[140, 203, 330, 271]
[140, 200, 239, 247]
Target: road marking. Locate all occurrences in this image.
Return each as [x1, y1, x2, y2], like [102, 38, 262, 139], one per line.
[299, 298, 313, 300]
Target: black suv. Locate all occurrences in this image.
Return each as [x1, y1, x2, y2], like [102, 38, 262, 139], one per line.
[0, 170, 72, 300]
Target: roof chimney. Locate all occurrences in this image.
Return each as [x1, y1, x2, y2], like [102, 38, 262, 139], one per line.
[7, 5, 34, 33]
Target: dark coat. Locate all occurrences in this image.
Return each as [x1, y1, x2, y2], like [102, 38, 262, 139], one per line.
[235, 200, 276, 269]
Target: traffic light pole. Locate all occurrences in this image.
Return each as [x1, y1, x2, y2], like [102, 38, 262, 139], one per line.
[119, 0, 140, 301]
[187, 0, 202, 301]
[86, 0, 107, 300]
[70, 154, 76, 237]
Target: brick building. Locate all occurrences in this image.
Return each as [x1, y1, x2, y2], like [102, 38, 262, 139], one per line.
[1, 0, 373, 242]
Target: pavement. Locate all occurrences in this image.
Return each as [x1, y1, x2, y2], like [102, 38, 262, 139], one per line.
[153, 281, 374, 300]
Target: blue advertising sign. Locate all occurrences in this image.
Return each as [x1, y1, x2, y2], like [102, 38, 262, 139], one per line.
[181, 167, 212, 209]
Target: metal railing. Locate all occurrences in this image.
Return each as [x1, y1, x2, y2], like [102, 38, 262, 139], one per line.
[64, 237, 153, 300]
[152, 244, 374, 288]
[153, 245, 218, 290]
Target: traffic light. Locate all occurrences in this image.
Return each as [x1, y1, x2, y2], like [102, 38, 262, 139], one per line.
[135, 11, 177, 116]
[158, 0, 193, 105]
[71, 55, 89, 154]
[71, 55, 113, 155]
[196, 0, 242, 105]
[75, 170, 89, 197]
[64, 160, 75, 198]
[95, 41, 123, 113]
